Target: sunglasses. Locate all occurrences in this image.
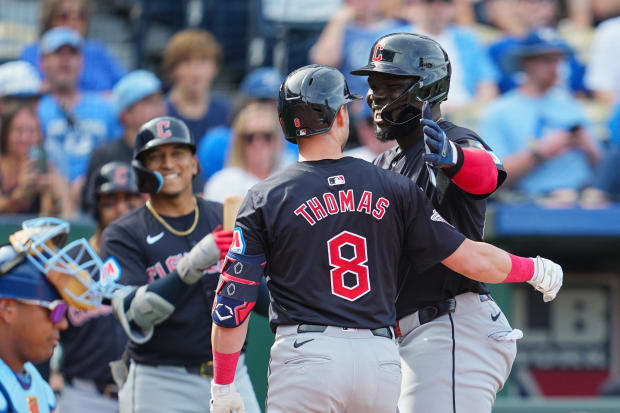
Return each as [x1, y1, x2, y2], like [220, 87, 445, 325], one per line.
[56, 9, 87, 22]
[16, 299, 68, 323]
[243, 132, 274, 143]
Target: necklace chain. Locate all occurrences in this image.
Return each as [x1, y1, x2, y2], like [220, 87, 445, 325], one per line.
[146, 197, 199, 237]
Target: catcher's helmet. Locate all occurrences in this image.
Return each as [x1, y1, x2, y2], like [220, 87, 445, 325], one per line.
[351, 33, 451, 125]
[278, 64, 361, 143]
[132, 116, 195, 193]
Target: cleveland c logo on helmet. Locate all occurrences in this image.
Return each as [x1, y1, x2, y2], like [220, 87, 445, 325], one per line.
[156, 120, 172, 139]
[372, 42, 385, 62]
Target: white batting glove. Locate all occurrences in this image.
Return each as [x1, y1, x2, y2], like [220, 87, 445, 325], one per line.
[210, 382, 245, 413]
[176, 233, 219, 284]
[527, 256, 563, 302]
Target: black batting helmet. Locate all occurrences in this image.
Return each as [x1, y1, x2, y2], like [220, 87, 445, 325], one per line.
[351, 33, 451, 125]
[92, 161, 139, 220]
[132, 116, 195, 193]
[278, 64, 361, 143]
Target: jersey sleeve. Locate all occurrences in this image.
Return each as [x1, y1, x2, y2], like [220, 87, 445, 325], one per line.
[100, 224, 147, 286]
[402, 182, 466, 272]
[232, 189, 269, 257]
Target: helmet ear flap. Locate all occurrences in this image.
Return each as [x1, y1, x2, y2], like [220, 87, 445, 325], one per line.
[132, 160, 163, 194]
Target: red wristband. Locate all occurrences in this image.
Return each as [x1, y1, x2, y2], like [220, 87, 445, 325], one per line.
[452, 148, 498, 195]
[503, 254, 534, 283]
[213, 350, 241, 385]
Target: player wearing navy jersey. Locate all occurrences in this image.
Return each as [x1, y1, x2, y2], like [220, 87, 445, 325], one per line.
[102, 117, 261, 413]
[0, 217, 108, 413]
[207, 65, 563, 413]
[351, 33, 527, 412]
[57, 162, 143, 413]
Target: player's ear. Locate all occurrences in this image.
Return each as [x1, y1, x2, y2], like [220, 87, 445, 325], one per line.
[0, 299, 17, 324]
[335, 105, 348, 127]
[191, 155, 198, 176]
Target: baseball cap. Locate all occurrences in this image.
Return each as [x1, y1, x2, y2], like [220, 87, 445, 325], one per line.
[40, 27, 83, 55]
[0, 61, 42, 98]
[112, 70, 162, 113]
[240, 67, 285, 100]
[502, 28, 571, 73]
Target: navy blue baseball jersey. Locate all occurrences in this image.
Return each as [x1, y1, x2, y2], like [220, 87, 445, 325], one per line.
[100, 198, 222, 366]
[231, 157, 465, 331]
[373, 120, 506, 318]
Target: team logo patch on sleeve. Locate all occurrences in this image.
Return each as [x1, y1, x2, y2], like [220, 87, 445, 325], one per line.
[230, 227, 246, 254]
[430, 209, 454, 227]
[100, 257, 121, 285]
[328, 175, 345, 186]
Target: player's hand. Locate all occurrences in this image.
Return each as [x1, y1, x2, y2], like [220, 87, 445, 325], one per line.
[421, 101, 457, 169]
[210, 382, 245, 413]
[527, 256, 563, 302]
[212, 226, 234, 260]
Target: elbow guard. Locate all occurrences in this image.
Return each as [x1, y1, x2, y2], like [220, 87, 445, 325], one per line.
[450, 147, 499, 195]
[212, 252, 265, 328]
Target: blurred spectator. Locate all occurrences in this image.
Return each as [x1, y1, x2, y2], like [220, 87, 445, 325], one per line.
[20, 0, 126, 92]
[584, 16, 620, 106]
[310, 0, 404, 104]
[84, 70, 165, 209]
[398, 0, 499, 111]
[488, 0, 586, 94]
[482, 29, 600, 203]
[0, 61, 43, 117]
[164, 29, 232, 145]
[0, 104, 72, 216]
[344, 106, 395, 162]
[203, 103, 284, 202]
[197, 66, 290, 180]
[57, 162, 142, 413]
[37, 27, 118, 213]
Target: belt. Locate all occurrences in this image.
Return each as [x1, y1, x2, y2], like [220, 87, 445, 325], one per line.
[66, 377, 118, 400]
[395, 298, 457, 338]
[183, 361, 214, 378]
[297, 324, 393, 339]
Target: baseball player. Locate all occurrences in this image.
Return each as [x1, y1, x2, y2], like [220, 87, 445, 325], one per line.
[57, 162, 143, 413]
[204, 64, 562, 413]
[351, 32, 519, 412]
[0, 217, 107, 413]
[101, 116, 261, 413]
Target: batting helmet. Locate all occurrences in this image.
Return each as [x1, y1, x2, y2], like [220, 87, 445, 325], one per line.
[132, 116, 195, 193]
[278, 64, 361, 143]
[91, 161, 139, 220]
[351, 33, 451, 125]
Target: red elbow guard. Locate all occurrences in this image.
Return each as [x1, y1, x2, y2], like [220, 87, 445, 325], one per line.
[451, 147, 498, 195]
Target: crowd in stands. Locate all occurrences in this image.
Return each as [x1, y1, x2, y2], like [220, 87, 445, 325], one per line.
[1, 0, 619, 220]
[2, 0, 620, 408]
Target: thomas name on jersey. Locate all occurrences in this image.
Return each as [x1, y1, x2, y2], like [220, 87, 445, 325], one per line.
[294, 189, 390, 226]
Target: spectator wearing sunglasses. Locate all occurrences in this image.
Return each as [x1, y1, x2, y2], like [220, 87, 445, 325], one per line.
[20, 0, 126, 92]
[203, 103, 285, 203]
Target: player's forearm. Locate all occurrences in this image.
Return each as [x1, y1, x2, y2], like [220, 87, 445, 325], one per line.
[446, 146, 498, 195]
[442, 239, 512, 283]
[211, 318, 250, 385]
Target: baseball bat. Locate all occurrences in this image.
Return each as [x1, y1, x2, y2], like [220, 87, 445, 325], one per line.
[223, 195, 243, 231]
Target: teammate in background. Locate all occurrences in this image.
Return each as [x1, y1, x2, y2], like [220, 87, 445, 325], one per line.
[207, 65, 562, 413]
[56, 162, 143, 413]
[101, 116, 261, 413]
[350, 33, 515, 412]
[0, 217, 107, 413]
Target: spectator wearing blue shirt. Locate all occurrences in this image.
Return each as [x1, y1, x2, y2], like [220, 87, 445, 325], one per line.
[37, 27, 118, 212]
[163, 29, 232, 145]
[482, 29, 600, 202]
[398, 0, 499, 112]
[197, 66, 296, 181]
[310, 0, 404, 111]
[20, 0, 126, 92]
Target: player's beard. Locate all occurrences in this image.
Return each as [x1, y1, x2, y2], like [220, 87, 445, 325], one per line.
[374, 103, 421, 142]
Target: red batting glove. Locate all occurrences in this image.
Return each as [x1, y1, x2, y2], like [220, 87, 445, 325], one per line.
[213, 229, 234, 259]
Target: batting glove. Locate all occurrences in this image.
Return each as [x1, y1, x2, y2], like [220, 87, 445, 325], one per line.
[421, 101, 457, 168]
[177, 229, 233, 285]
[527, 256, 563, 302]
[210, 382, 245, 413]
